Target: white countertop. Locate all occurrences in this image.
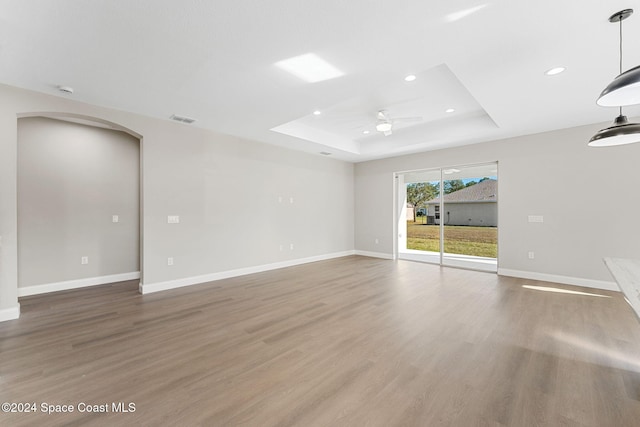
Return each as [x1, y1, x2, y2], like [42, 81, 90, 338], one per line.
[604, 257, 640, 321]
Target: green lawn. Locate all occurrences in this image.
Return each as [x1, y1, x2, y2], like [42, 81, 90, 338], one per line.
[406, 222, 497, 258]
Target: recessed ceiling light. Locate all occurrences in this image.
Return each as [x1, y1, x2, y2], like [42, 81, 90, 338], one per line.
[545, 67, 566, 76]
[445, 108, 455, 113]
[275, 53, 344, 83]
[313, 110, 322, 116]
[404, 74, 416, 82]
[363, 130, 370, 134]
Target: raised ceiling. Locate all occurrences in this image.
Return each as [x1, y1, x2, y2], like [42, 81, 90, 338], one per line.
[1, 0, 639, 162]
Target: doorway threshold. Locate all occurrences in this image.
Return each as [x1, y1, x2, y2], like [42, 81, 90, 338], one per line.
[399, 249, 497, 273]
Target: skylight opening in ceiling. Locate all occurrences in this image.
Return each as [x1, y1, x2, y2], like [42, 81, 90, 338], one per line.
[275, 53, 344, 83]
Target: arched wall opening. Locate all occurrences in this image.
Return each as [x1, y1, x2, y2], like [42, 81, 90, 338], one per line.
[16, 113, 143, 296]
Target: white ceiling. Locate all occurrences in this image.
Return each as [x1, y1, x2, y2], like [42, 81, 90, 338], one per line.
[1, 0, 640, 162]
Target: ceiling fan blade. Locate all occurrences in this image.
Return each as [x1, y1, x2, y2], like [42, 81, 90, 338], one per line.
[383, 130, 393, 136]
[393, 116, 423, 123]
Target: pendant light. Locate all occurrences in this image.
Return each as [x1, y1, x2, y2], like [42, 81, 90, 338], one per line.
[589, 9, 640, 147]
[588, 113, 640, 146]
[597, 9, 640, 106]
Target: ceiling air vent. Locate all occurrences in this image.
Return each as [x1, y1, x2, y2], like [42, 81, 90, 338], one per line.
[170, 114, 196, 124]
[57, 85, 74, 94]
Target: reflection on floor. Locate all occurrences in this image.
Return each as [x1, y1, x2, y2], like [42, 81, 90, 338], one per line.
[399, 249, 497, 272]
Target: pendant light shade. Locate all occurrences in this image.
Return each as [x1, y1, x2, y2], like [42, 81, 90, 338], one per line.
[597, 64, 640, 106]
[588, 115, 640, 146]
[590, 9, 640, 147]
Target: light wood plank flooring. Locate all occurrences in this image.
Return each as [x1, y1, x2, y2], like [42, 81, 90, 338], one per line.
[2, 256, 640, 426]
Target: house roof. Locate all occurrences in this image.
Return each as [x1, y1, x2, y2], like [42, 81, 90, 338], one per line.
[427, 179, 497, 204]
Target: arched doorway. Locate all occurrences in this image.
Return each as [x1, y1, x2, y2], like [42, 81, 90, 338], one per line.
[16, 113, 143, 295]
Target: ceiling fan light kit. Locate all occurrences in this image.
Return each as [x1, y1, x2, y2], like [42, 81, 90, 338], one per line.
[590, 8, 640, 147]
[373, 109, 422, 136]
[375, 110, 394, 136]
[375, 122, 392, 132]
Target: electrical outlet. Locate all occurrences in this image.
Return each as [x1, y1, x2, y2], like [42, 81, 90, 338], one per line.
[279, 245, 283, 252]
[112, 215, 119, 223]
[289, 197, 294, 204]
[375, 238, 379, 244]
[528, 251, 535, 259]
[81, 256, 89, 265]
[167, 257, 174, 266]
[290, 243, 294, 250]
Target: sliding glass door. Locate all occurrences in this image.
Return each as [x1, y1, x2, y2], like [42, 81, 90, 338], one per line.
[441, 164, 498, 271]
[396, 162, 498, 272]
[398, 169, 442, 264]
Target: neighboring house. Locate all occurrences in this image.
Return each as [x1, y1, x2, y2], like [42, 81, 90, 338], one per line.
[426, 179, 497, 226]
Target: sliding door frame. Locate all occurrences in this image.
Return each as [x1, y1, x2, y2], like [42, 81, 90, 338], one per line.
[394, 161, 499, 271]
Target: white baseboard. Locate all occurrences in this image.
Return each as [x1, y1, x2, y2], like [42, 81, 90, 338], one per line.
[498, 268, 619, 292]
[354, 250, 394, 260]
[18, 271, 141, 297]
[0, 304, 20, 322]
[140, 251, 356, 295]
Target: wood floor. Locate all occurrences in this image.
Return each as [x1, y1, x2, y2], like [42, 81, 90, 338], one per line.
[2, 256, 640, 426]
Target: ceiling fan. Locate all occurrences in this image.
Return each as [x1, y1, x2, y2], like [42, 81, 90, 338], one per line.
[375, 110, 422, 136]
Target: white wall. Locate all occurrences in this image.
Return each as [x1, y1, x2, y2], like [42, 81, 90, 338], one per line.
[0, 84, 354, 319]
[355, 124, 640, 288]
[17, 117, 140, 289]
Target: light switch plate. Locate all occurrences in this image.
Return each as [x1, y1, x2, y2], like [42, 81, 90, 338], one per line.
[112, 215, 119, 223]
[168, 215, 180, 224]
[528, 215, 544, 223]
